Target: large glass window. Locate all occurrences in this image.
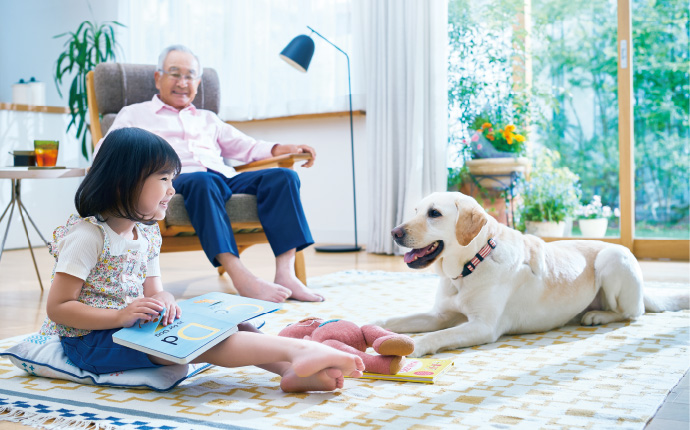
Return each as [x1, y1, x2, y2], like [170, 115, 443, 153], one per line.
[531, 0, 621, 238]
[448, 0, 689, 256]
[631, 0, 689, 239]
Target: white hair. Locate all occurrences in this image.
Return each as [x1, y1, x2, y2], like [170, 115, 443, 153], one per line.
[157, 45, 203, 77]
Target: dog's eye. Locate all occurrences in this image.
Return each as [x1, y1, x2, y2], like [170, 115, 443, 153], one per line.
[428, 209, 442, 218]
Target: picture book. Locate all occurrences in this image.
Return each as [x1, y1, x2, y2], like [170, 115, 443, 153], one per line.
[356, 358, 454, 384]
[112, 292, 282, 364]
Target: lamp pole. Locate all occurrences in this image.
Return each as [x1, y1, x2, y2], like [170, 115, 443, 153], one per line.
[306, 26, 360, 252]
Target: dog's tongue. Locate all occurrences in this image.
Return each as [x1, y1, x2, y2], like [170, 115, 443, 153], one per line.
[404, 244, 433, 263]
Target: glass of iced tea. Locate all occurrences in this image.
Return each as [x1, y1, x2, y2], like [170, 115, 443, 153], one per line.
[33, 140, 59, 167]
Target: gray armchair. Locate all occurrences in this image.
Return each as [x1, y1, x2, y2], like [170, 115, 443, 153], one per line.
[85, 63, 308, 283]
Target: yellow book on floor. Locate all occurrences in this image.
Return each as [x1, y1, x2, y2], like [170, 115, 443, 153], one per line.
[357, 358, 454, 384]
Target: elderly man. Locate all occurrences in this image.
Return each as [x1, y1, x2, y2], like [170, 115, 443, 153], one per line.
[98, 45, 322, 303]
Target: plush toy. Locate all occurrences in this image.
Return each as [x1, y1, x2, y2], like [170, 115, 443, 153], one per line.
[278, 317, 415, 375]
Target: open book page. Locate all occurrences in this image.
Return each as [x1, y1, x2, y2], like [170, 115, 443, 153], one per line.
[113, 292, 282, 364]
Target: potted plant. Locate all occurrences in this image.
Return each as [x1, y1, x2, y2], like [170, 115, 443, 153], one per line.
[54, 20, 125, 160]
[576, 196, 620, 237]
[468, 115, 526, 158]
[462, 115, 531, 190]
[517, 150, 581, 237]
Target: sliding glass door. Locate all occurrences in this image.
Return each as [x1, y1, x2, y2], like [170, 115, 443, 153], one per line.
[630, 0, 689, 241]
[447, 0, 689, 259]
[531, 0, 621, 239]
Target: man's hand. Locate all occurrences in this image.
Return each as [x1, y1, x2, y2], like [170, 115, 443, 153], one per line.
[271, 144, 316, 168]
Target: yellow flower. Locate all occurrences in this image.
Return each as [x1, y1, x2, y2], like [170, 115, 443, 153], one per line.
[514, 134, 525, 142]
[505, 124, 516, 132]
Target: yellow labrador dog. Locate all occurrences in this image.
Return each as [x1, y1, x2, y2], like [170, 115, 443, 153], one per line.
[378, 192, 689, 357]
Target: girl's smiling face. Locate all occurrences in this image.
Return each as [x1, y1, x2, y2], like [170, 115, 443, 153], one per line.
[138, 170, 175, 221]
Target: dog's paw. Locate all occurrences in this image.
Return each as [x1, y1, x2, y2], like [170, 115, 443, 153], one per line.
[407, 348, 425, 358]
[583, 311, 611, 325]
[581, 310, 621, 326]
[408, 338, 434, 358]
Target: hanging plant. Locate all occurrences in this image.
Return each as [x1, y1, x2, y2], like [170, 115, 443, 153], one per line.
[54, 20, 125, 159]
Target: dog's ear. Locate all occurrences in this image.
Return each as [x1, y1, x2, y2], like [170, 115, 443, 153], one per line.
[455, 204, 488, 247]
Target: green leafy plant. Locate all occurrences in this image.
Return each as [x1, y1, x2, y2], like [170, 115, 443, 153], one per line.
[517, 150, 581, 227]
[447, 0, 533, 167]
[54, 20, 125, 159]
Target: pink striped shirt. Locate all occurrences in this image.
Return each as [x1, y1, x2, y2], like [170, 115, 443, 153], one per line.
[98, 95, 276, 177]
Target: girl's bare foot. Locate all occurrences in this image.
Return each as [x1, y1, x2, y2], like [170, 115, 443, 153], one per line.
[290, 342, 364, 379]
[280, 367, 344, 392]
[275, 273, 324, 302]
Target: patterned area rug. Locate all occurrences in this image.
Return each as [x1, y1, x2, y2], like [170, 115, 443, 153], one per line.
[1, 270, 688, 430]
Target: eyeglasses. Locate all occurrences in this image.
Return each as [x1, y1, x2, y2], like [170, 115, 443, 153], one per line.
[160, 70, 200, 82]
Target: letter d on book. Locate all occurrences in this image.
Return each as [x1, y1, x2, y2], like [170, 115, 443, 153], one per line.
[178, 323, 221, 340]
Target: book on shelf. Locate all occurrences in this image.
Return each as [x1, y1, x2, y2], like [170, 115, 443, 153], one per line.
[112, 292, 282, 364]
[357, 357, 454, 384]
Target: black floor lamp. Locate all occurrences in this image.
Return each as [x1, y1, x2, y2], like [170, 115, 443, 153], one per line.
[280, 26, 361, 252]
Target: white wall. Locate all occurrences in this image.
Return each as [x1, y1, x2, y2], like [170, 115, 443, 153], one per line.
[232, 114, 368, 246]
[0, 0, 121, 106]
[0, 1, 371, 251]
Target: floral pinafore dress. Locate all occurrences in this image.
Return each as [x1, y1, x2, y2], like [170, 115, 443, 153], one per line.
[40, 214, 162, 337]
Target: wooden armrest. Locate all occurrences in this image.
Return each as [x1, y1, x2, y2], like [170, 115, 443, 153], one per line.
[234, 153, 313, 172]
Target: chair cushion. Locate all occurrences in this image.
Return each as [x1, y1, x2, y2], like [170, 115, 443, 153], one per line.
[165, 194, 260, 226]
[101, 113, 117, 135]
[93, 63, 220, 134]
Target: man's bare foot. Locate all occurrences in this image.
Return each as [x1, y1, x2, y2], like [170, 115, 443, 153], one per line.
[280, 367, 344, 392]
[275, 273, 324, 302]
[218, 253, 291, 302]
[234, 277, 291, 303]
[290, 342, 364, 379]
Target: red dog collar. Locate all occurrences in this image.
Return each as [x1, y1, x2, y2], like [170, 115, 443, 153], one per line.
[453, 238, 497, 279]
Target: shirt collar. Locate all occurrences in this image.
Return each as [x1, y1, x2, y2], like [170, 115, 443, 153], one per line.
[151, 94, 197, 114]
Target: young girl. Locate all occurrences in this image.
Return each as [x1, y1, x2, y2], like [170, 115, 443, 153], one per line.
[40, 127, 364, 392]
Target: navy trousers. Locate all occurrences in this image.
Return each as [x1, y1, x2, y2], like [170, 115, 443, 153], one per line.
[172, 168, 313, 267]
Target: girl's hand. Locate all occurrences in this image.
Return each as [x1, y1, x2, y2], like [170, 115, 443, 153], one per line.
[150, 291, 181, 325]
[118, 297, 164, 328]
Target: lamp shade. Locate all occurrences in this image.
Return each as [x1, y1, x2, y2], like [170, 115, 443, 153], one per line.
[279, 34, 315, 72]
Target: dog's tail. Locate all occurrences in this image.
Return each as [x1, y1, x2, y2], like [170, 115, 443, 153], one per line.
[644, 290, 690, 313]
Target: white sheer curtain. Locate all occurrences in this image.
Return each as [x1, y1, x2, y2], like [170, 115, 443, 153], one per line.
[121, 0, 365, 120]
[361, 0, 449, 254]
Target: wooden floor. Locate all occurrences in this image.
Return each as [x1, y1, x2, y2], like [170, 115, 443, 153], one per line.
[0, 244, 688, 429]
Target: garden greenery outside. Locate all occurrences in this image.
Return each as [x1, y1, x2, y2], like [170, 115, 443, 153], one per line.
[447, 0, 689, 239]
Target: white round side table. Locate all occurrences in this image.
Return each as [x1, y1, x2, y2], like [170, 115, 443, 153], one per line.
[0, 167, 86, 290]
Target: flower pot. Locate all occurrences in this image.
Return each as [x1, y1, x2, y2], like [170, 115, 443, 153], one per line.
[466, 157, 531, 190]
[579, 218, 608, 238]
[471, 133, 515, 158]
[459, 182, 510, 225]
[525, 221, 566, 237]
